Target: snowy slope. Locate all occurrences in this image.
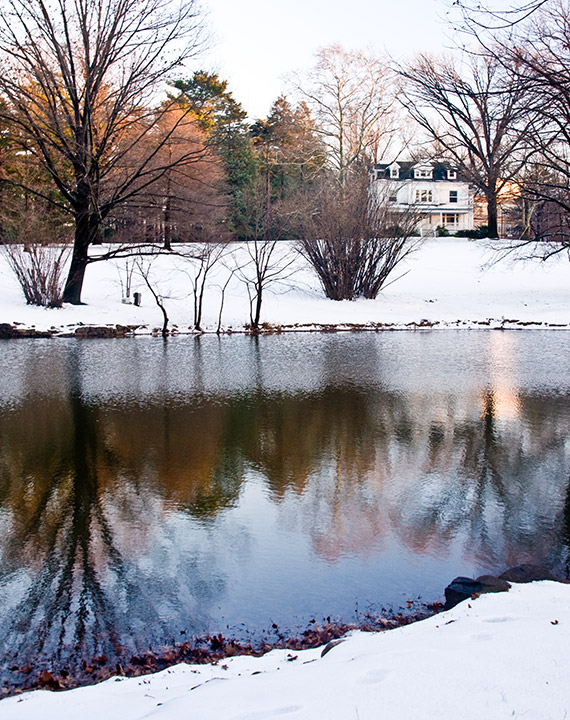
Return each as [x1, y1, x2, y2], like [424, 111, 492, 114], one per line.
[2, 582, 568, 720]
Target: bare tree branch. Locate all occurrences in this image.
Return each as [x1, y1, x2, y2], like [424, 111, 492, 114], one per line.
[0, 0, 207, 303]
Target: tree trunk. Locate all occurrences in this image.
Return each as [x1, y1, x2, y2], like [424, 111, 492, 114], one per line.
[63, 241, 89, 304]
[486, 190, 499, 239]
[164, 152, 172, 250]
[63, 198, 98, 304]
[163, 193, 172, 251]
[252, 285, 263, 329]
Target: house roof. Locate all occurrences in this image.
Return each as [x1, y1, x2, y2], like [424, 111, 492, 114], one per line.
[374, 161, 469, 182]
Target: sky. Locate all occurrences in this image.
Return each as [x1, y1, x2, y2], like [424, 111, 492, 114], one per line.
[200, 0, 460, 119]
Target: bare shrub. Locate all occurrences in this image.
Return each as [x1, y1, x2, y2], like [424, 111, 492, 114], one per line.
[3, 244, 70, 307]
[296, 172, 421, 300]
[134, 256, 171, 337]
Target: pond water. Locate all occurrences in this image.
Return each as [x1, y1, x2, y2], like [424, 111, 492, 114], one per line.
[1, 331, 570, 683]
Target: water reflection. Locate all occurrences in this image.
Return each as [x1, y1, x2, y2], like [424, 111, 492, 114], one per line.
[0, 332, 569, 679]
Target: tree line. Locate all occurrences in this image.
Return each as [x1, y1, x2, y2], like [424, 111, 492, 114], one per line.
[0, 0, 570, 312]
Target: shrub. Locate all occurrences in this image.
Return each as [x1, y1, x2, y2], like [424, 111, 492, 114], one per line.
[296, 172, 422, 300]
[455, 225, 488, 239]
[3, 244, 70, 307]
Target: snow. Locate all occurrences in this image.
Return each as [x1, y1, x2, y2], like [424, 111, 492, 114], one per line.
[1, 238, 570, 717]
[1, 238, 569, 332]
[2, 581, 569, 719]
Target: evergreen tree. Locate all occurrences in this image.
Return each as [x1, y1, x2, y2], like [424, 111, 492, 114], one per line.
[173, 72, 258, 235]
[251, 96, 324, 206]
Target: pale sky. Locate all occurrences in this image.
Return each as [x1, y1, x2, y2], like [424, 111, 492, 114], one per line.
[200, 0, 460, 119]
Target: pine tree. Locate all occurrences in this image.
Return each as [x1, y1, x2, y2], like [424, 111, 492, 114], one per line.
[173, 72, 258, 235]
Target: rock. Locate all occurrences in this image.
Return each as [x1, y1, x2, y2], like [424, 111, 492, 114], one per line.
[444, 565, 562, 610]
[444, 576, 484, 610]
[0, 323, 17, 338]
[499, 564, 560, 584]
[0, 323, 52, 338]
[444, 575, 511, 610]
[476, 575, 511, 593]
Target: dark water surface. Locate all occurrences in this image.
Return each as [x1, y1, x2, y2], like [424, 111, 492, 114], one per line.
[1, 331, 570, 680]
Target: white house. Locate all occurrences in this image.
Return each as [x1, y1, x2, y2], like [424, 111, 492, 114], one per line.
[373, 160, 474, 236]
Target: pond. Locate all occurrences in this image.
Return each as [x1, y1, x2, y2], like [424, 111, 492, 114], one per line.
[1, 331, 569, 687]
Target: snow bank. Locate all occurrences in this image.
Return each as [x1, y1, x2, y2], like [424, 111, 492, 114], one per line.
[3, 581, 568, 720]
[1, 238, 569, 332]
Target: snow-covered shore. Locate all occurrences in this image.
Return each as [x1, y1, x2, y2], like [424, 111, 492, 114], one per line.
[1, 238, 569, 333]
[2, 581, 569, 720]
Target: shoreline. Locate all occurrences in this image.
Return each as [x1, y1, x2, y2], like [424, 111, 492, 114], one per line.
[4, 564, 563, 699]
[2, 239, 569, 333]
[2, 602, 443, 699]
[3, 581, 570, 720]
[2, 318, 570, 339]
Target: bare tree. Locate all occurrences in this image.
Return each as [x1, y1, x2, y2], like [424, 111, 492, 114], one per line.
[0, 0, 206, 304]
[450, 2, 570, 253]
[234, 181, 297, 330]
[180, 241, 230, 331]
[449, 0, 549, 31]
[498, 3, 570, 242]
[398, 51, 537, 238]
[290, 45, 396, 187]
[296, 170, 421, 301]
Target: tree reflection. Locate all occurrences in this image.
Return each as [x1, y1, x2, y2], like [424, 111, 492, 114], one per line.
[235, 384, 570, 574]
[0, 389, 128, 670]
[0, 348, 235, 678]
[561, 477, 570, 576]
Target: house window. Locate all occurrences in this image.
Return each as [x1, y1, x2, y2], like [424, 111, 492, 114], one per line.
[415, 189, 433, 203]
[389, 193, 398, 203]
[442, 213, 459, 226]
[390, 166, 399, 179]
[447, 169, 457, 180]
[449, 190, 458, 203]
[414, 168, 433, 179]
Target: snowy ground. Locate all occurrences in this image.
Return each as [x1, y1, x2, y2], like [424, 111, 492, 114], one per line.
[1, 238, 569, 332]
[2, 581, 569, 720]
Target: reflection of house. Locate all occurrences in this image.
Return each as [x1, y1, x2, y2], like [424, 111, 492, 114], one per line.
[373, 160, 474, 236]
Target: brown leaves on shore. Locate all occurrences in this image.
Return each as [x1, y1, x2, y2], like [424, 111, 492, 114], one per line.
[3, 606, 443, 699]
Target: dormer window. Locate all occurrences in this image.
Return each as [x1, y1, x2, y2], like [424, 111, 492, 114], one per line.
[414, 166, 433, 179]
[447, 169, 457, 180]
[389, 164, 400, 179]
